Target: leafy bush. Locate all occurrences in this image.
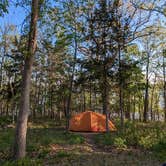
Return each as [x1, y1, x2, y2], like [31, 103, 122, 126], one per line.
[152, 140, 166, 162]
[94, 133, 114, 145]
[2, 158, 42, 166]
[0, 116, 12, 128]
[67, 134, 84, 144]
[138, 136, 155, 149]
[56, 151, 71, 158]
[0, 129, 14, 151]
[94, 120, 166, 161]
[37, 148, 50, 159]
[113, 137, 127, 149]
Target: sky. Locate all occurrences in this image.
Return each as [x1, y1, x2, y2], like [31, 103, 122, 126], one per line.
[0, 4, 26, 32]
[0, 1, 165, 32]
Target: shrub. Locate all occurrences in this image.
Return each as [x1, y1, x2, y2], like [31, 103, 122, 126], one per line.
[2, 158, 42, 166]
[68, 134, 84, 144]
[113, 137, 127, 149]
[0, 116, 12, 128]
[152, 140, 166, 162]
[56, 151, 71, 158]
[94, 133, 114, 145]
[138, 136, 155, 149]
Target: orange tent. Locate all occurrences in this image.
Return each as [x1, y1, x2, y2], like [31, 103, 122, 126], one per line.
[69, 111, 116, 132]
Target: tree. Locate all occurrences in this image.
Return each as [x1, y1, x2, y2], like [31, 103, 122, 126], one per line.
[0, 0, 8, 16]
[13, 0, 39, 159]
[132, 0, 166, 17]
[163, 49, 166, 122]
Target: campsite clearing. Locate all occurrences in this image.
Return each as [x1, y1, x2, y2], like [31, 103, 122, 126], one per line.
[0, 119, 165, 166]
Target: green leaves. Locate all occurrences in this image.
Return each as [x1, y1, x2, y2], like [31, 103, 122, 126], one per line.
[0, 0, 8, 16]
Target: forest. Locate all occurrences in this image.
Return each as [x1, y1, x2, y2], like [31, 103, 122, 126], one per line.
[0, 0, 166, 165]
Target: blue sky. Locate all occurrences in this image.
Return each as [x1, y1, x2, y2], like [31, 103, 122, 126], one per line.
[0, 1, 165, 34]
[0, 4, 26, 31]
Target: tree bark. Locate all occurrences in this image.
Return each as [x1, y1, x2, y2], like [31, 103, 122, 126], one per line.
[132, 95, 136, 121]
[13, 0, 39, 159]
[89, 81, 92, 109]
[83, 87, 86, 111]
[66, 24, 77, 131]
[143, 51, 150, 122]
[102, 66, 109, 132]
[150, 73, 156, 121]
[163, 50, 166, 122]
[118, 45, 124, 128]
[125, 93, 131, 120]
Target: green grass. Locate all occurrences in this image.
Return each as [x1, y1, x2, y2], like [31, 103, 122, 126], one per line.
[0, 119, 165, 165]
[0, 128, 84, 158]
[28, 128, 84, 147]
[1, 153, 162, 166]
[94, 120, 166, 162]
[0, 119, 84, 165]
[0, 116, 12, 128]
[2, 158, 42, 166]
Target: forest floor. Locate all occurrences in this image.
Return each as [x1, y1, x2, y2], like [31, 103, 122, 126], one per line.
[0, 118, 166, 166]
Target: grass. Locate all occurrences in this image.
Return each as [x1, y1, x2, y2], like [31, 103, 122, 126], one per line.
[0, 118, 165, 165]
[94, 120, 166, 162]
[0, 119, 84, 165]
[2, 152, 162, 166]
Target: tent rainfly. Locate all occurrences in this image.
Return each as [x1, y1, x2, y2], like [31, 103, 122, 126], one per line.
[69, 111, 116, 132]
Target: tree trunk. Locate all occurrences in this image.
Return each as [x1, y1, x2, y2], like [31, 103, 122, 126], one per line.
[150, 74, 156, 121]
[66, 25, 77, 131]
[125, 93, 131, 120]
[143, 51, 150, 122]
[163, 50, 166, 122]
[13, 0, 39, 159]
[132, 95, 136, 121]
[89, 81, 92, 109]
[9, 77, 15, 123]
[0, 33, 6, 92]
[102, 66, 109, 132]
[119, 45, 124, 128]
[32, 72, 38, 119]
[94, 90, 98, 112]
[138, 101, 142, 122]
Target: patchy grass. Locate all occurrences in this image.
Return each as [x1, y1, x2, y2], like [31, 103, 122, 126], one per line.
[0, 119, 165, 166]
[47, 152, 162, 166]
[94, 120, 166, 163]
[0, 119, 84, 165]
[2, 158, 42, 166]
[0, 116, 12, 129]
[3, 152, 161, 166]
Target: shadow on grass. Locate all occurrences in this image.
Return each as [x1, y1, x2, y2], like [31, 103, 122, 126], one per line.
[0, 125, 85, 164]
[0, 120, 165, 166]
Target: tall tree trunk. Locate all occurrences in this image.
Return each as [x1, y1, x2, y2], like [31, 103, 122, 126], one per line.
[150, 74, 156, 121]
[125, 93, 131, 120]
[83, 87, 86, 111]
[132, 95, 136, 121]
[143, 51, 150, 122]
[13, 0, 39, 159]
[95, 90, 98, 112]
[32, 72, 38, 119]
[0, 32, 7, 92]
[155, 93, 160, 121]
[89, 81, 92, 109]
[43, 81, 47, 117]
[66, 25, 77, 130]
[163, 50, 166, 122]
[102, 66, 109, 132]
[119, 45, 124, 128]
[138, 100, 142, 122]
[1, 41, 6, 116]
[9, 77, 15, 123]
